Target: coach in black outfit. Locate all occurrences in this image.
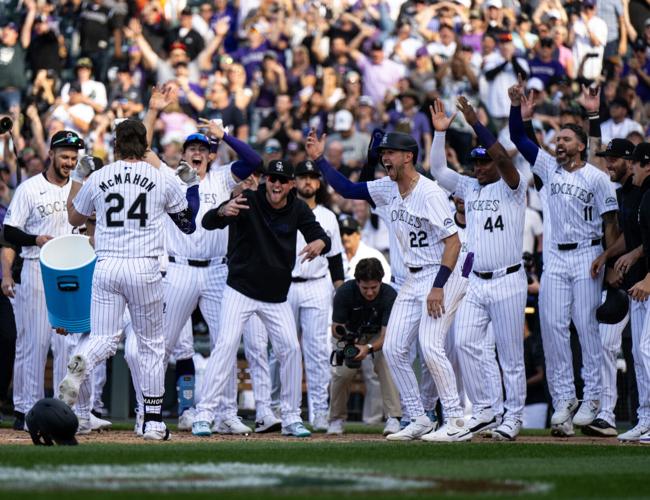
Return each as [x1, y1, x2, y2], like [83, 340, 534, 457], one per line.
[194, 159, 331, 438]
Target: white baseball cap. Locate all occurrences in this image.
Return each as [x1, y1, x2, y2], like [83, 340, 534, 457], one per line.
[526, 77, 545, 92]
[334, 109, 354, 132]
[485, 0, 502, 8]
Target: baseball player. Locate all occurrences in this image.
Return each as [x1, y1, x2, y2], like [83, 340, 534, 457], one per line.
[307, 128, 471, 442]
[192, 160, 331, 438]
[509, 83, 619, 436]
[281, 159, 344, 430]
[58, 119, 200, 441]
[580, 139, 633, 437]
[596, 142, 650, 442]
[431, 97, 527, 440]
[3, 130, 85, 431]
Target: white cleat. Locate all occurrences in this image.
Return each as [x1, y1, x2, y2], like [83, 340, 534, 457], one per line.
[382, 417, 401, 436]
[466, 409, 497, 433]
[212, 417, 253, 435]
[76, 418, 92, 435]
[255, 414, 282, 433]
[550, 399, 579, 426]
[492, 419, 521, 441]
[143, 421, 171, 441]
[551, 418, 575, 437]
[326, 419, 344, 435]
[422, 418, 472, 442]
[572, 400, 600, 427]
[90, 413, 112, 431]
[386, 415, 433, 441]
[312, 413, 329, 432]
[618, 423, 650, 442]
[178, 409, 196, 431]
[58, 355, 87, 407]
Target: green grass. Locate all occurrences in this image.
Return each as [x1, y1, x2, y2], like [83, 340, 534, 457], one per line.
[0, 435, 647, 499]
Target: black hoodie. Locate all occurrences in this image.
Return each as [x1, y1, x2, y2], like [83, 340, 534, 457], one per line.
[202, 185, 331, 302]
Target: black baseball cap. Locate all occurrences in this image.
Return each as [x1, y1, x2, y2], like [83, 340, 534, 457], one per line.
[266, 159, 294, 179]
[596, 138, 635, 158]
[50, 130, 85, 150]
[624, 142, 650, 162]
[294, 160, 320, 177]
[339, 216, 360, 233]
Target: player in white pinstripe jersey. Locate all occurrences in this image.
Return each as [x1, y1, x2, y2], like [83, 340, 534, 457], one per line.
[280, 160, 344, 430]
[58, 119, 200, 441]
[3, 130, 85, 431]
[307, 128, 471, 442]
[431, 97, 528, 440]
[509, 82, 619, 437]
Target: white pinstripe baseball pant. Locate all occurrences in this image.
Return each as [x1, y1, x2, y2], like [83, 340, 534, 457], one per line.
[13, 259, 68, 414]
[455, 270, 527, 420]
[539, 246, 603, 408]
[195, 285, 303, 426]
[73, 258, 166, 413]
[384, 267, 466, 419]
[631, 300, 650, 425]
[242, 314, 274, 421]
[597, 292, 628, 426]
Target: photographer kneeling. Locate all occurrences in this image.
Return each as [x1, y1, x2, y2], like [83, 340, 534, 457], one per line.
[327, 258, 402, 436]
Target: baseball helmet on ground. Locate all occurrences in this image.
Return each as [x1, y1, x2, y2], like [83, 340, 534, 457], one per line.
[376, 132, 419, 162]
[596, 288, 629, 324]
[26, 398, 79, 446]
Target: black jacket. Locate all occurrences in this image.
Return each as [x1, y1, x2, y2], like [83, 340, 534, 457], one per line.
[203, 186, 331, 302]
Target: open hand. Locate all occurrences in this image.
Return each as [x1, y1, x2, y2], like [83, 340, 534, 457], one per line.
[576, 84, 600, 115]
[305, 127, 326, 160]
[455, 96, 478, 126]
[299, 239, 326, 262]
[429, 99, 457, 132]
[219, 194, 249, 217]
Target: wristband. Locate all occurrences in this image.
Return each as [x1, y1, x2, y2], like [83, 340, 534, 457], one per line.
[432, 265, 452, 289]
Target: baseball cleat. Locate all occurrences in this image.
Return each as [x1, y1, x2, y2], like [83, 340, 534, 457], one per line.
[212, 417, 253, 435]
[386, 414, 433, 441]
[582, 418, 617, 437]
[492, 419, 521, 441]
[467, 409, 497, 433]
[90, 413, 112, 431]
[618, 423, 650, 442]
[639, 431, 650, 444]
[76, 418, 93, 435]
[178, 409, 196, 431]
[551, 418, 575, 437]
[311, 413, 329, 432]
[12, 412, 25, 431]
[282, 422, 312, 438]
[422, 418, 472, 442]
[326, 419, 344, 435]
[192, 420, 212, 437]
[425, 409, 439, 430]
[550, 398, 579, 426]
[255, 414, 282, 433]
[143, 421, 171, 441]
[383, 417, 401, 436]
[58, 354, 87, 407]
[572, 400, 600, 427]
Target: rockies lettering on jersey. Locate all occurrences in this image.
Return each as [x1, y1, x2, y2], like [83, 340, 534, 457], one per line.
[366, 176, 457, 268]
[4, 173, 74, 258]
[454, 176, 526, 272]
[532, 150, 618, 244]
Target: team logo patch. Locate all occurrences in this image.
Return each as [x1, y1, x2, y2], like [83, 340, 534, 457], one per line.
[605, 196, 616, 205]
[275, 162, 284, 171]
[443, 218, 454, 227]
[380, 135, 388, 145]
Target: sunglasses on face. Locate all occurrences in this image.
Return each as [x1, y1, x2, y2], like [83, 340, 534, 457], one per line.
[267, 174, 290, 184]
[340, 229, 357, 236]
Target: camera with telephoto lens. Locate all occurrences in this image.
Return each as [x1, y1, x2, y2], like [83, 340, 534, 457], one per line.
[330, 325, 363, 369]
[0, 116, 13, 134]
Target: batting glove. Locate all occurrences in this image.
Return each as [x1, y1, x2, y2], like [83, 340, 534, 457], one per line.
[176, 161, 200, 187]
[70, 155, 96, 184]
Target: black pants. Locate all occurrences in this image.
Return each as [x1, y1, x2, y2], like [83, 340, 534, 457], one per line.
[0, 293, 16, 403]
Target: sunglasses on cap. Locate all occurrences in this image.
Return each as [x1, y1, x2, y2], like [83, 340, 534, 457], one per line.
[51, 134, 84, 149]
[267, 174, 290, 184]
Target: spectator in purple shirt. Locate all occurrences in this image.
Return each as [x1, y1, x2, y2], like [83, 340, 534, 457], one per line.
[228, 23, 273, 84]
[349, 38, 406, 106]
[385, 90, 432, 169]
[528, 37, 565, 89]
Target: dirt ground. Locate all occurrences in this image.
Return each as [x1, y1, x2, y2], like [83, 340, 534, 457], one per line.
[0, 428, 628, 446]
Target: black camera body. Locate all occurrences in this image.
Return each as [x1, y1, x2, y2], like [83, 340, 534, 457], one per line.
[331, 320, 380, 369]
[0, 116, 12, 134]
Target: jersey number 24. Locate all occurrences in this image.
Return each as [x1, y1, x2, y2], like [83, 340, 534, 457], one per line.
[105, 193, 148, 227]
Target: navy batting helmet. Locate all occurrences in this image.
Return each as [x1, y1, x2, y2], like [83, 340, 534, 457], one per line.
[596, 288, 629, 324]
[26, 398, 79, 446]
[469, 147, 491, 162]
[377, 132, 419, 162]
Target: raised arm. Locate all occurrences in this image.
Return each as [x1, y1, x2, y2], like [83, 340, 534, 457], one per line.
[305, 128, 373, 205]
[457, 96, 519, 189]
[508, 81, 539, 166]
[428, 99, 462, 192]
